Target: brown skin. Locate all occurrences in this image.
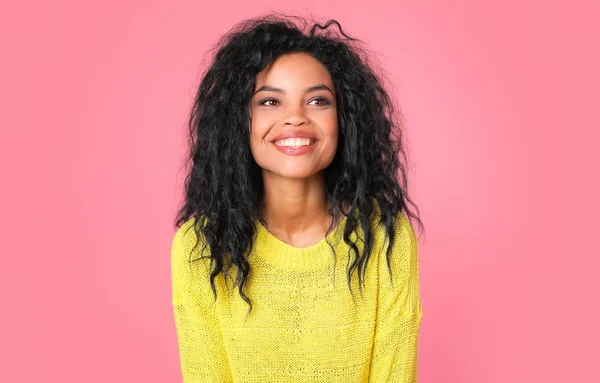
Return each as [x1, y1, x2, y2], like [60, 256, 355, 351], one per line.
[248, 52, 340, 248]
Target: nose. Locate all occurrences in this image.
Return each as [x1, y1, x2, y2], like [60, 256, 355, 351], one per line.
[283, 103, 308, 126]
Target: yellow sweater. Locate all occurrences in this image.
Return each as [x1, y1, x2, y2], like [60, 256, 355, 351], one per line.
[171, 209, 423, 382]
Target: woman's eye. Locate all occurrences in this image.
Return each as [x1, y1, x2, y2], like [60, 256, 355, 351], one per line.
[258, 97, 330, 107]
[259, 98, 279, 106]
[310, 97, 330, 106]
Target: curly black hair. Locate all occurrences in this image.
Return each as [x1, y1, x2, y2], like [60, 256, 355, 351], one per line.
[174, 12, 424, 313]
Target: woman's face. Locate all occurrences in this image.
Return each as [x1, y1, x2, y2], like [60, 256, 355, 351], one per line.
[248, 52, 338, 179]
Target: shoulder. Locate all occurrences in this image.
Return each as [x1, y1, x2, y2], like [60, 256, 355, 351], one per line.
[373, 209, 419, 283]
[370, 198, 416, 236]
[170, 217, 217, 305]
[171, 217, 211, 268]
[171, 218, 195, 261]
[370, 199, 417, 251]
[393, 212, 418, 254]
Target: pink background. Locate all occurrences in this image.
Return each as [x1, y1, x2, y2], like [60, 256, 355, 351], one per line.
[1, 0, 596, 382]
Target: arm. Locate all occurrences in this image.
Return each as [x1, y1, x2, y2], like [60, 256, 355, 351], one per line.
[368, 213, 424, 383]
[171, 220, 233, 383]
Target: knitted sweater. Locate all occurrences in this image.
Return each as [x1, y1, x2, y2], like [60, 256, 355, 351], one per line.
[170, 208, 423, 383]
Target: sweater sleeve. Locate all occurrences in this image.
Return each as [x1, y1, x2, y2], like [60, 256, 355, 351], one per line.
[368, 213, 423, 383]
[171, 222, 234, 383]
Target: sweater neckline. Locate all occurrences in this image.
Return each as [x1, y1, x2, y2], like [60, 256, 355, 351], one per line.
[253, 214, 349, 271]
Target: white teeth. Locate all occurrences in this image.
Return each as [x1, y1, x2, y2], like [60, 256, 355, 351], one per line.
[274, 138, 313, 147]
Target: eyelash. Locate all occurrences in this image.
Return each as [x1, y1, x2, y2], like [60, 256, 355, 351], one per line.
[258, 97, 330, 107]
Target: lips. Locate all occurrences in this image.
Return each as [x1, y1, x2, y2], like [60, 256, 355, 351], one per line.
[272, 140, 317, 156]
[271, 130, 317, 142]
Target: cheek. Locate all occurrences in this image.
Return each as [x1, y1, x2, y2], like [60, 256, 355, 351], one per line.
[249, 109, 277, 145]
[249, 121, 264, 141]
[249, 120, 269, 157]
[327, 117, 339, 159]
[323, 114, 339, 141]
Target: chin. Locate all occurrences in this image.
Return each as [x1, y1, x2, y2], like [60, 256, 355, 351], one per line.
[264, 166, 324, 180]
[275, 170, 316, 179]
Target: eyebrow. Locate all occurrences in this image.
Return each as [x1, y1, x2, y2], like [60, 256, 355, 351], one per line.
[253, 84, 334, 96]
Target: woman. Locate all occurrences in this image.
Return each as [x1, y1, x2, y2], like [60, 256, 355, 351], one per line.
[171, 13, 425, 382]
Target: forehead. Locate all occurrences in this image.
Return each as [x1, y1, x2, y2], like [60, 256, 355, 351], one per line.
[255, 53, 334, 89]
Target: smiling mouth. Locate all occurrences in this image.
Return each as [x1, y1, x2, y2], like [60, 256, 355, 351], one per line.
[272, 138, 317, 148]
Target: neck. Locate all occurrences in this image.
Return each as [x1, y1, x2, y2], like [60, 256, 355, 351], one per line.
[259, 170, 332, 236]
